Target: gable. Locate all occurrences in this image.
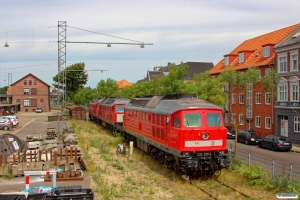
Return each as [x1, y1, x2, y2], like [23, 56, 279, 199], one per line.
[11, 73, 50, 87]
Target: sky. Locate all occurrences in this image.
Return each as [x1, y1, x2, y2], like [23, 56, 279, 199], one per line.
[0, 0, 299, 89]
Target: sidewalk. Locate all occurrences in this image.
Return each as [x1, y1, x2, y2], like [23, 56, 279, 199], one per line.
[291, 143, 300, 153]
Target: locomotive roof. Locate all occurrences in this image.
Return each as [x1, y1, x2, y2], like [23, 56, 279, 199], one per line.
[126, 94, 221, 115]
[89, 98, 105, 104]
[101, 97, 130, 106]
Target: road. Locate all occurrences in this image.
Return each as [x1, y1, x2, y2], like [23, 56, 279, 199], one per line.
[227, 139, 300, 179]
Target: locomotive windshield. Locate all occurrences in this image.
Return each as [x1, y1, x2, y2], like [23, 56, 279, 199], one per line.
[184, 113, 202, 127]
[116, 106, 125, 112]
[207, 113, 222, 126]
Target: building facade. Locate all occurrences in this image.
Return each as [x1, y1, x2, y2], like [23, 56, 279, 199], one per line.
[210, 23, 300, 138]
[274, 27, 300, 144]
[11, 73, 51, 112]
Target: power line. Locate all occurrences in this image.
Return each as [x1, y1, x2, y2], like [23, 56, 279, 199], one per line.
[67, 25, 144, 43]
[0, 26, 56, 34]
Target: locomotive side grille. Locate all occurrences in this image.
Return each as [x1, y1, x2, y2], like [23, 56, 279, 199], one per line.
[156, 127, 160, 138]
[161, 128, 165, 140]
[152, 126, 155, 137]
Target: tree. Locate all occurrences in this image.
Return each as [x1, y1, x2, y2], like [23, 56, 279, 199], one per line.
[73, 87, 96, 106]
[95, 78, 119, 97]
[53, 62, 88, 101]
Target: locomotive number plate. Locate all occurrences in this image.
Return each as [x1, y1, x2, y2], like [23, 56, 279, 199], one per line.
[185, 140, 222, 147]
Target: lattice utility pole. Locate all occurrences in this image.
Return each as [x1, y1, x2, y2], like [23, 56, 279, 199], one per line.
[7, 73, 12, 87]
[58, 21, 66, 112]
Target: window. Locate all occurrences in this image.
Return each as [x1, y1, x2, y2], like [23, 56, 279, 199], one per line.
[232, 93, 236, 104]
[278, 86, 287, 101]
[24, 88, 30, 95]
[238, 52, 244, 63]
[278, 54, 287, 72]
[24, 80, 27, 85]
[231, 114, 236, 124]
[239, 114, 244, 125]
[29, 80, 32, 85]
[33, 80, 37, 85]
[31, 88, 37, 95]
[207, 113, 222, 126]
[294, 116, 300, 132]
[184, 113, 202, 127]
[255, 93, 261, 104]
[291, 85, 299, 101]
[263, 46, 270, 57]
[265, 92, 271, 104]
[239, 94, 244, 104]
[224, 56, 229, 66]
[116, 106, 124, 112]
[225, 113, 229, 124]
[24, 99, 30, 107]
[173, 117, 180, 127]
[265, 117, 271, 129]
[16, 99, 21, 103]
[265, 68, 270, 75]
[255, 116, 261, 128]
[290, 52, 298, 71]
[31, 99, 37, 107]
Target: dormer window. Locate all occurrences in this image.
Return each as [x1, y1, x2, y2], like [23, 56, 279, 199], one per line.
[238, 52, 244, 63]
[264, 46, 270, 57]
[224, 56, 229, 66]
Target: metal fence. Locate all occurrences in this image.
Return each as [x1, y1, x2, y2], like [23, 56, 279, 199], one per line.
[228, 147, 300, 185]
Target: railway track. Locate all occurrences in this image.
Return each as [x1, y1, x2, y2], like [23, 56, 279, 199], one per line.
[188, 179, 254, 200]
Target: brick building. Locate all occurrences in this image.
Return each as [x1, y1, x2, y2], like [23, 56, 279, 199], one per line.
[11, 73, 51, 112]
[210, 23, 300, 137]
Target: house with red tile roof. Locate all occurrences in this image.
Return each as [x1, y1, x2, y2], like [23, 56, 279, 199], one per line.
[210, 23, 300, 137]
[116, 79, 133, 89]
[274, 26, 300, 144]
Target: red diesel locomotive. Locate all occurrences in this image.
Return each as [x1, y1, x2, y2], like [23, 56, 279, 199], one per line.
[122, 94, 230, 179]
[89, 97, 130, 132]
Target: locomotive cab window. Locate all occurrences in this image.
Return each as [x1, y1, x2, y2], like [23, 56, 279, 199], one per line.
[184, 113, 202, 127]
[173, 117, 180, 127]
[207, 113, 222, 126]
[116, 106, 124, 112]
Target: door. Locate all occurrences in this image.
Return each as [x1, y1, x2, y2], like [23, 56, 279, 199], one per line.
[280, 118, 288, 137]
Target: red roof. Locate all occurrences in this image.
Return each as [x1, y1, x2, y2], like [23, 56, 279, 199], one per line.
[211, 23, 300, 74]
[116, 79, 133, 89]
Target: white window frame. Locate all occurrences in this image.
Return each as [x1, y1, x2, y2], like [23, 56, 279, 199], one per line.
[294, 116, 300, 132]
[255, 116, 261, 128]
[263, 46, 270, 57]
[290, 51, 298, 72]
[24, 99, 30, 107]
[290, 76, 299, 101]
[265, 92, 271, 104]
[224, 56, 229, 66]
[238, 52, 244, 63]
[239, 93, 244, 104]
[265, 117, 271, 129]
[232, 93, 236, 104]
[239, 114, 244, 125]
[278, 86, 287, 101]
[255, 93, 261, 104]
[277, 54, 287, 73]
[231, 113, 236, 124]
[225, 113, 229, 124]
[265, 68, 270, 76]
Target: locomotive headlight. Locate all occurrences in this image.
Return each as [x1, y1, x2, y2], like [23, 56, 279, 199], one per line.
[251, 138, 255, 141]
[182, 152, 190, 157]
[202, 132, 209, 140]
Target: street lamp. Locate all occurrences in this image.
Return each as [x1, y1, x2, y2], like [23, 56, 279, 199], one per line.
[4, 32, 9, 47]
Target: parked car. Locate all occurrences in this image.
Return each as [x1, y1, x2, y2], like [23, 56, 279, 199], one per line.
[258, 135, 292, 151]
[237, 130, 261, 145]
[7, 115, 19, 125]
[226, 126, 236, 139]
[36, 108, 43, 113]
[0, 116, 18, 126]
[0, 119, 12, 130]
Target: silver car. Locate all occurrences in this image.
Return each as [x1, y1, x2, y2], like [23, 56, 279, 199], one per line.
[0, 119, 12, 130]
